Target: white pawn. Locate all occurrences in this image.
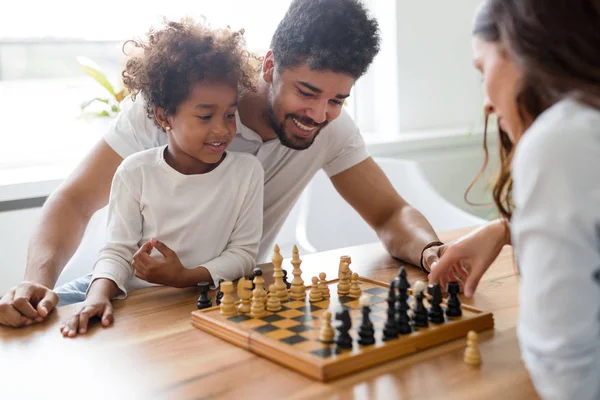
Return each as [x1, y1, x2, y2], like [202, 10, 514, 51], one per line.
[349, 272, 362, 298]
[250, 270, 267, 318]
[266, 284, 282, 312]
[319, 311, 335, 343]
[318, 272, 330, 299]
[237, 277, 252, 314]
[464, 330, 482, 366]
[337, 261, 351, 295]
[219, 281, 237, 317]
[309, 276, 323, 302]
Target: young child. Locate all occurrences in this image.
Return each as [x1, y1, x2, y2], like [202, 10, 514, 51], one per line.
[60, 18, 263, 337]
[429, 1, 600, 399]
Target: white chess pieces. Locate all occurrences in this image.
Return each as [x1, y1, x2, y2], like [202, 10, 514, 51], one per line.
[219, 281, 237, 317]
[319, 310, 335, 343]
[290, 245, 306, 300]
[237, 277, 252, 314]
[266, 284, 282, 312]
[272, 244, 289, 302]
[338, 255, 352, 279]
[309, 276, 323, 302]
[337, 261, 351, 295]
[250, 269, 267, 318]
[318, 272, 330, 299]
[464, 330, 482, 366]
[349, 272, 362, 298]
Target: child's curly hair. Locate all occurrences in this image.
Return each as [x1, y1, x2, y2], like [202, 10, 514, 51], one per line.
[122, 17, 256, 128]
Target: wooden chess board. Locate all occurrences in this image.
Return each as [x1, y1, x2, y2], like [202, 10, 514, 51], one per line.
[191, 277, 494, 382]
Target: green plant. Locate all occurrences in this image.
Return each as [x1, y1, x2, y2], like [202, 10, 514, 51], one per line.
[77, 56, 128, 118]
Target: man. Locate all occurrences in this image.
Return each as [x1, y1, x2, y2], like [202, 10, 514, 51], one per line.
[0, 0, 442, 328]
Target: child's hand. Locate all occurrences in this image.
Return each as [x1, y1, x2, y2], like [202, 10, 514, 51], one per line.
[60, 296, 113, 337]
[132, 239, 187, 288]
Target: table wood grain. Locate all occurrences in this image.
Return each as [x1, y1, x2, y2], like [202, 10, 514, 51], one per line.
[0, 227, 538, 400]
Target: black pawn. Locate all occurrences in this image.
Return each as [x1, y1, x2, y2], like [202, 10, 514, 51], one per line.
[196, 282, 212, 310]
[358, 304, 375, 346]
[335, 309, 353, 348]
[383, 281, 399, 341]
[395, 267, 412, 334]
[282, 269, 291, 289]
[427, 283, 445, 324]
[411, 289, 429, 328]
[445, 281, 462, 317]
[215, 279, 225, 306]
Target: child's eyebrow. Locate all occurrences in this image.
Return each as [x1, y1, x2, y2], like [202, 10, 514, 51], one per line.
[194, 102, 238, 109]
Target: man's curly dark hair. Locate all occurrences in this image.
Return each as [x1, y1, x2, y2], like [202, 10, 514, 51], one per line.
[270, 0, 380, 79]
[122, 18, 256, 128]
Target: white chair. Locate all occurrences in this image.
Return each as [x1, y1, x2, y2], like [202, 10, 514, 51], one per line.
[293, 157, 485, 253]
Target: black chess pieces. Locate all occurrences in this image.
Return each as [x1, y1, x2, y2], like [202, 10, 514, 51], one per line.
[335, 309, 353, 348]
[395, 267, 412, 334]
[383, 281, 399, 341]
[247, 271, 256, 290]
[411, 284, 429, 328]
[282, 269, 291, 289]
[196, 281, 212, 310]
[445, 281, 462, 317]
[216, 279, 225, 306]
[358, 298, 375, 345]
[427, 283, 445, 324]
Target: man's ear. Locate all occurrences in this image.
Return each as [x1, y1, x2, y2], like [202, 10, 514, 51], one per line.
[262, 50, 275, 84]
[153, 106, 170, 131]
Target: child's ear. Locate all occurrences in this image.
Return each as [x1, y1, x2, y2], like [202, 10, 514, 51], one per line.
[262, 50, 275, 84]
[153, 106, 170, 131]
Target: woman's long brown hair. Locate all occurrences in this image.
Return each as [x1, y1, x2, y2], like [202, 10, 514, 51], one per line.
[467, 0, 600, 219]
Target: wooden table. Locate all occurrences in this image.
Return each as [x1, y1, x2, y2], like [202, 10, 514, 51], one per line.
[0, 228, 538, 400]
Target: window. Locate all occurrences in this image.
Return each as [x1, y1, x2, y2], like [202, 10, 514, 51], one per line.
[0, 1, 294, 170]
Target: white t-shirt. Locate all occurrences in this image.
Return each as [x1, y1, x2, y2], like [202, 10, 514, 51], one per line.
[105, 96, 369, 262]
[511, 98, 600, 400]
[92, 147, 264, 297]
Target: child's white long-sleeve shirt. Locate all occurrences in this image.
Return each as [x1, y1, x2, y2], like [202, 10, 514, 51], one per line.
[512, 98, 600, 400]
[91, 146, 264, 297]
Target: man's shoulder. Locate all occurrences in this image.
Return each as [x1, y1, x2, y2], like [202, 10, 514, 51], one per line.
[228, 152, 264, 174]
[119, 147, 163, 174]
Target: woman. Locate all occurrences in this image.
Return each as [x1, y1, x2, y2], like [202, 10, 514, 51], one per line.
[428, 1, 600, 399]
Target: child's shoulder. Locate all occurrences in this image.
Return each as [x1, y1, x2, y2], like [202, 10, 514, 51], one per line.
[118, 146, 164, 174]
[227, 152, 263, 173]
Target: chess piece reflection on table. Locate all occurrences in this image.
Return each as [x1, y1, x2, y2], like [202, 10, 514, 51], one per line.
[463, 330, 482, 366]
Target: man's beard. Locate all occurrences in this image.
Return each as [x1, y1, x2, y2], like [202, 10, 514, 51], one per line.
[266, 102, 327, 151]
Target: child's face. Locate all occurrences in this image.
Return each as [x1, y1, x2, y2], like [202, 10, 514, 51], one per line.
[164, 82, 238, 165]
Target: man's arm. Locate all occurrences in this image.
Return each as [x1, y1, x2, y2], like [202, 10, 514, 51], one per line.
[25, 139, 124, 287]
[0, 139, 123, 328]
[330, 157, 440, 267]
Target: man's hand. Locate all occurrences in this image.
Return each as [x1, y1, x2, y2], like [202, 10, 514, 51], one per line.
[60, 296, 113, 337]
[0, 282, 59, 328]
[131, 239, 187, 288]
